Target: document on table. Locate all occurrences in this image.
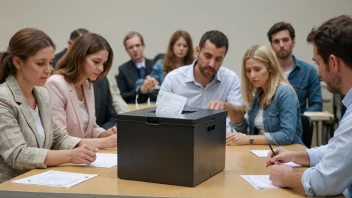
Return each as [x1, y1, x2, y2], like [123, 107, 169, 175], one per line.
[251, 150, 271, 157]
[83, 153, 118, 168]
[12, 170, 98, 188]
[241, 175, 279, 190]
[156, 91, 187, 116]
[250, 150, 301, 167]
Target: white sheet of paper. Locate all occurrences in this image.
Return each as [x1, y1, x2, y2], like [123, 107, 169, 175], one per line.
[84, 153, 118, 168]
[241, 175, 279, 190]
[12, 170, 98, 188]
[250, 150, 301, 167]
[250, 150, 270, 158]
[156, 91, 187, 116]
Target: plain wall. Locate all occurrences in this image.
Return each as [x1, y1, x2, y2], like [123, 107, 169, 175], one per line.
[0, 0, 351, 83]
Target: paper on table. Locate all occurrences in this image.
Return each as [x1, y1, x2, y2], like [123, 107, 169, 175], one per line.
[250, 150, 301, 167]
[250, 150, 270, 158]
[12, 170, 98, 188]
[79, 153, 117, 168]
[156, 91, 187, 116]
[241, 175, 279, 190]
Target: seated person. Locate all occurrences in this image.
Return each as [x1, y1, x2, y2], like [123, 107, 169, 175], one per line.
[46, 33, 117, 139]
[157, 30, 243, 132]
[0, 28, 115, 183]
[52, 28, 89, 68]
[140, 30, 194, 89]
[94, 76, 117, 129]
[227, 44, 303, 146]
[267, 15, 352, 197]
[267, 22, 322, 113]
[115, 31, 155, 103]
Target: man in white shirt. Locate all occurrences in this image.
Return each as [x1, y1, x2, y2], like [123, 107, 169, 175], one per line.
[157, 30, 244, 131]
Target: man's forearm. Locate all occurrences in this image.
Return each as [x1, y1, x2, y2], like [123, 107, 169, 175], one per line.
[285, 170, 305, 194]
[292, 151, 311, 166]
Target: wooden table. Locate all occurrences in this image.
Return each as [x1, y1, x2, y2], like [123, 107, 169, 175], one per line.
[1, 144, 343, 198]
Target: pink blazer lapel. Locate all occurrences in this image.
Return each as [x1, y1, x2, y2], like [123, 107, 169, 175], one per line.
[67, 83, 84, 134]
[82, 80, 95, 132]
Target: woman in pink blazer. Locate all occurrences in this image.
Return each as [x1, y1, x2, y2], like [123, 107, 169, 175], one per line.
[46, 33, 116, 139]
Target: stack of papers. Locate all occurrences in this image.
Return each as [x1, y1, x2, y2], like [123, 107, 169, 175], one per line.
[241, 175, 278, 190]
[250, 150, 301, 167]
[80, 153, 118, 168]
[12, 171, 98, 188]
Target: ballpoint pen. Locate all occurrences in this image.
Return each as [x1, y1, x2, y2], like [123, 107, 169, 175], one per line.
[266, 143, 277, 167]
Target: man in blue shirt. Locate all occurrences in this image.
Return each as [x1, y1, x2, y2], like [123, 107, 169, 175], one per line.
[157, 30, 244, 130]
[267, 15, 352, 197]
[267, 22, 322, 113]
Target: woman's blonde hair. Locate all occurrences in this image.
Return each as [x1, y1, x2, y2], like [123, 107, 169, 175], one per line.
[241, 44, 295, 111]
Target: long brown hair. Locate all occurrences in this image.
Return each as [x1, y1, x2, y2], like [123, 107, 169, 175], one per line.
[0, 28, 55, 83]
[55, 33, 113, 84]
[163, 30, 194, 75]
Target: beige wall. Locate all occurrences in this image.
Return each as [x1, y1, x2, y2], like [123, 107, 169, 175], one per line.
[0, 0, 351, 84]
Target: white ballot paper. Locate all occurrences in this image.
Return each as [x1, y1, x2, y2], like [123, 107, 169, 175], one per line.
[156, 91, 187, 116]
[12, 170, 98, 188]
[241, 175, 279, 190]
[81, 153, 118, 168]
[251, 150, 271, 158]
[250, 150, 301, 167]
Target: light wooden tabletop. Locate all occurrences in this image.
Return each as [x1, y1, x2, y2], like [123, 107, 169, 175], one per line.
[1, 144, 342, 198]
[304, 111, 334, 121]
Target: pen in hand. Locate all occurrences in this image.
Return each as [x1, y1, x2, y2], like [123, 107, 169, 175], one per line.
[266, 143, 277, 167]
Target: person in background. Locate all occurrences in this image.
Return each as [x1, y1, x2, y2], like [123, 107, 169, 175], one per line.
[267, 22, 322, 113]
[46, 33, 117, 142]
[267, 15, 352, 197]
[116, 31, 156, 103]
[227, 44, 303, 146]
[141, 30, 194, 89]
[157, 30, 243, 133]
[93, 76, 117, 129]
[52, 28, 88, 68]
[0, 28, 114, 183]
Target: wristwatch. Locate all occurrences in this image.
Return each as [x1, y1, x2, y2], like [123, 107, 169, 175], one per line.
[249, 135, 254, 145]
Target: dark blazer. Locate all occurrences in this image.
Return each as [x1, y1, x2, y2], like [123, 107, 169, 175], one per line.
[52, 48, 67, 69]
[115, 58, 154, 103]
[94, 77, 117, 129]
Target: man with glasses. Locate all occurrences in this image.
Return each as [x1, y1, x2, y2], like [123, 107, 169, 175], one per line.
[116, 31, 157, 103]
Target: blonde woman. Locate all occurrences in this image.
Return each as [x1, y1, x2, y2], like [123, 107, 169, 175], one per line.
[227, 44, 303, 146]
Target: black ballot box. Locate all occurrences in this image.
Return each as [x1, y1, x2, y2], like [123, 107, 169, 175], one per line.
[116, 107, 227, 187]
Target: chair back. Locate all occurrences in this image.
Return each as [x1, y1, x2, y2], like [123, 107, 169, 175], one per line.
[301, 114, 314, 148]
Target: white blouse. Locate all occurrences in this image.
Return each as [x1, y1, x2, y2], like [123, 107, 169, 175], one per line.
[29, 105, 45, 148]
[78, 99, 89, 132]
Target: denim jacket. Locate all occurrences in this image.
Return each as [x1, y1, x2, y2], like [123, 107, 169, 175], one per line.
[234, 85, 303, 145]
[289, 56, 322, 113]
[135, 60, 165, 91]
[150, 60, 165, 84]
